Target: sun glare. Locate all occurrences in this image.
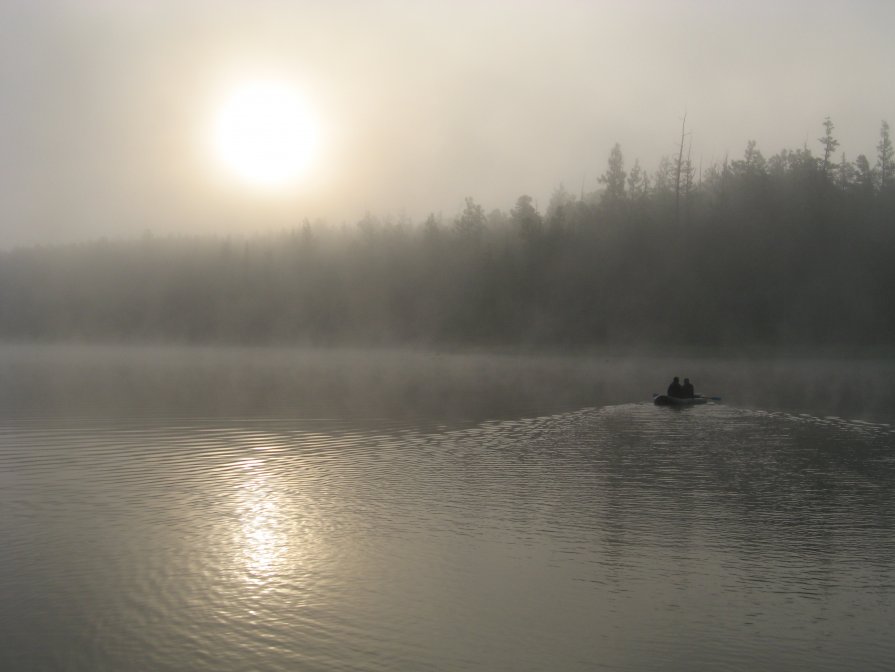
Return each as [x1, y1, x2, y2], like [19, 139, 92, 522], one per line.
[212, 80, 319, 189]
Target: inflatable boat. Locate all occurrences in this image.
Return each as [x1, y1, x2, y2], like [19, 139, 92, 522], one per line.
[653, 394, 712, 406]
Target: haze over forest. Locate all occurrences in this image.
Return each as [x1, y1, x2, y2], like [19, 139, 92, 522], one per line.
[2, 117, 894, 346]
[2, 2, 894, 347]
[3, 1, 895, 244]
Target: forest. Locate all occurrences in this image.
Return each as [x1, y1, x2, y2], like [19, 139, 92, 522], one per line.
[2, 118, 894, 347]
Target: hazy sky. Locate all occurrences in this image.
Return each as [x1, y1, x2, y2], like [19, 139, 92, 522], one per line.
[1, 0, 893, 246]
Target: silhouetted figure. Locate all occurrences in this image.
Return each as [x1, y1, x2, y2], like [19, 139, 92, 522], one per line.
[682, 378, 695, 398]
[667, 377, 684, 398]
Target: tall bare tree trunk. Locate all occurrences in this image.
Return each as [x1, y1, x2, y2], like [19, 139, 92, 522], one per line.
[675, 112, 687, 225]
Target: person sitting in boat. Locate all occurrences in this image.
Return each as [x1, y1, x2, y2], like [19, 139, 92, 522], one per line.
[667, 376, 684, 398]
[682, 378, 695, 398]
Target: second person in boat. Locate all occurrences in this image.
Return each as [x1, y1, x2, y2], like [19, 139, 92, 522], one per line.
[667, 377, 684, 398]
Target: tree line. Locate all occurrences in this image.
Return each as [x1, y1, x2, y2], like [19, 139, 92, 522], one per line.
[1, 118, 894, 347]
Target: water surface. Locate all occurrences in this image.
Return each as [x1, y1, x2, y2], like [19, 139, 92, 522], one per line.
[1, 346, 894, 670]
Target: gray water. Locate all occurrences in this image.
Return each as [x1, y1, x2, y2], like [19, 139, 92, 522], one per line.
[2, 346, 894, 671]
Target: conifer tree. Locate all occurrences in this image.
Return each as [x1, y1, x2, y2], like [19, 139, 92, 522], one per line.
[599, 143, 626, 205]
[818, 116, 839, 181]
[877, 120, 894, 190]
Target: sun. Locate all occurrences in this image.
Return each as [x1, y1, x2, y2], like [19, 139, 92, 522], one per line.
[211, 80, 319, 189]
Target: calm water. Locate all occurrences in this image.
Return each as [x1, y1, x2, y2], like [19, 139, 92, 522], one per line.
[2, 346, 894, 671]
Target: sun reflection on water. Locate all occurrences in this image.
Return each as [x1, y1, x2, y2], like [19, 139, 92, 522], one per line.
[234, 457, 292, 584]
[215, 429, 343, 621]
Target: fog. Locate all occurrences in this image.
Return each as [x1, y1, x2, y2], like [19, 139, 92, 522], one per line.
[3, 344, 894, 425]
[2, 2, 895, 357]
[2, 130, 894, 348]
[6, 7, 895, 667]
[2, 1, 895, 245]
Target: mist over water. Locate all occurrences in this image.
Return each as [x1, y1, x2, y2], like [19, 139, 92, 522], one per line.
[4, 2, 895, 669]
[2, 354, 894, 671]
[2, 344, 893, 424]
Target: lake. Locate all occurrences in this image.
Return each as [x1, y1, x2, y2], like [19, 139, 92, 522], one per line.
[1, 345, 894, 671]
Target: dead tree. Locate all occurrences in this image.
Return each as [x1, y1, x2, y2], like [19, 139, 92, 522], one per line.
[674, 112, 690, 225]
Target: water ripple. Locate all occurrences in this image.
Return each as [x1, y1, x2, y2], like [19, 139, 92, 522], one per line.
[2, 405, 894, 671]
